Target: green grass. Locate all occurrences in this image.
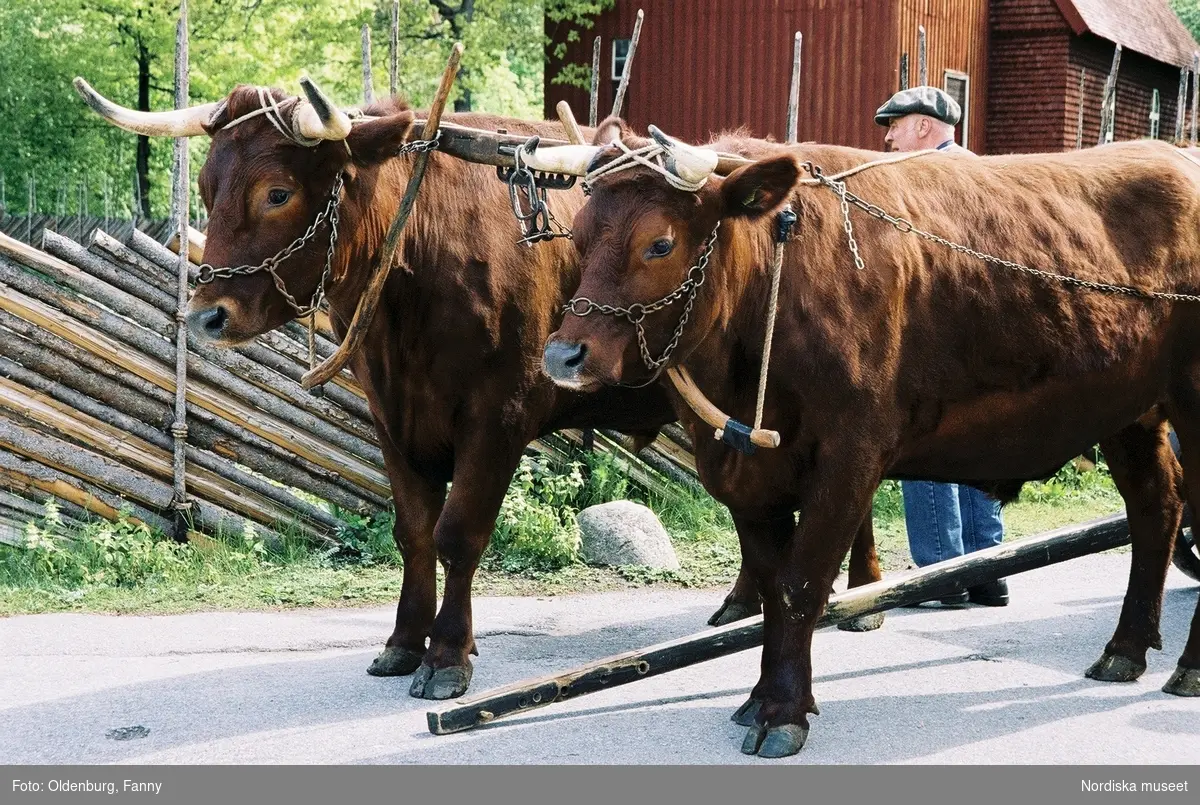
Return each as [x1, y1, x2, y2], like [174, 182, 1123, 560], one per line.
[0, 455, 1127, 617]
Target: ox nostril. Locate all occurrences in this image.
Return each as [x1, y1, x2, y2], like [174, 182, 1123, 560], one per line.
[544, 340, 588, 380]
[564, 343, 587, 369]
[192, 306, 227, 339]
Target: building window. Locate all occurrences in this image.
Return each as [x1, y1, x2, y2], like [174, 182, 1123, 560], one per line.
[944, 70, 970, 147]
[612, 39, 631, 81]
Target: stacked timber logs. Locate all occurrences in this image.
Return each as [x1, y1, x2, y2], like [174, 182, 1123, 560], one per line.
[0, 225, 701, 549]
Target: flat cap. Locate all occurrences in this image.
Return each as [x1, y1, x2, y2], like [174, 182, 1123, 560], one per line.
[874, 86, 961, 127]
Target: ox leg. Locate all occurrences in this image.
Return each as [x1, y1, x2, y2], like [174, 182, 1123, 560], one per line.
[368, 456, 446, 677]
[727, 511, 794, 727]
[742, 457, 880, 759]
[714, 514, 883, 630]
[1085, 415, 1181, 683]
[709, 564, 763, 627]
[836, 518, 886, 632]
[408, 442, 523, 700]
[1163, 379, 1200, 695]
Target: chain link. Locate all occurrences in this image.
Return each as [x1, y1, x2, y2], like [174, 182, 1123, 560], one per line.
[802, 161, 1200, 304]
[196, 173, 344, 318]
[564, 221, 721, 370]
[194, 132, 441, 320]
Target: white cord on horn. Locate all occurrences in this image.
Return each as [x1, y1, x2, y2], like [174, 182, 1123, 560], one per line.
[584, 138, 711, 193]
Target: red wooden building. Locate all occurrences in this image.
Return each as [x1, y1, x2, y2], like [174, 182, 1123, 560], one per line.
[544, 0, 1199, 155]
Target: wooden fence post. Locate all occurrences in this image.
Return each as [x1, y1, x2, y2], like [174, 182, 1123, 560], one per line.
[917, 25, 927, 86]
[1192, 52, 1199, 145]
[786, 32, 802, 144]
[362, 25, 375, 104]
[1176, 67, 1188, 143]
[1075, 68, 1087, 149]
[611, 9, 643, 120]
[589, 35, 601, 128]
[1098, 44, 1121, 146]
[389, 0, 399, 98]
[170, 0, 191, 539]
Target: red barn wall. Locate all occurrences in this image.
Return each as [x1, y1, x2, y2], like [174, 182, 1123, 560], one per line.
[896, 0, 990, 153]
[546, 0, 904, 149]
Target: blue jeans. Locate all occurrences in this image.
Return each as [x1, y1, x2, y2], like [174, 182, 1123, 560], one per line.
[901, 481, 1004, 568]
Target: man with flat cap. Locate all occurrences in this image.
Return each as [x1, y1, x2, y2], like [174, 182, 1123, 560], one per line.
[872, 85, 1010, 608]
[875, 85, 973, 155]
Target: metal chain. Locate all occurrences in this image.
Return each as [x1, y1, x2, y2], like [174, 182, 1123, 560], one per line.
[803, 161, 1200, 303]
[507, 145, 572, 245]
[196, 173, 344, 318]
[564, 221, 721, 370]
[193, 132, 441, 320]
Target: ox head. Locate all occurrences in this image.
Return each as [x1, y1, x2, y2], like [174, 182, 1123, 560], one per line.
[541, 121, 800, 390]
[75, 76, 416, 345]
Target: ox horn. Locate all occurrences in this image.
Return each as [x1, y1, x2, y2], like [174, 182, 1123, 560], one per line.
[73, 77, 219, 137]
[295, 76, 353, 142]
[648, 125, 720, 186]
[518, 137, 602, 176]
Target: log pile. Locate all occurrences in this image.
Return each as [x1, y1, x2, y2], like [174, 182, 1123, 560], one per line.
[0, 226, 701, 549]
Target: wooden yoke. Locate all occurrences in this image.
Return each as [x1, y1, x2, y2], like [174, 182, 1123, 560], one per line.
[301, 43, 463, 390]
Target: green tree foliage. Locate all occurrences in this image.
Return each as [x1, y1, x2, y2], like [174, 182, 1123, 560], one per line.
[1173, 0, 1200, 40]
[0, 0, 608, 219]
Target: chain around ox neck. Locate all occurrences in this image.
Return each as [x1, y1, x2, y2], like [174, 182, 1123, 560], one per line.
[563, 221, 721, 371]
[196, 172, 345, 319]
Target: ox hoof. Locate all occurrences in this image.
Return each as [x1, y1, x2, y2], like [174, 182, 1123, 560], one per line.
[731, 698, 762, 727]
[367, 646, 425, 677]
[837, 612, 886, 633]
[1162, 666, 1200, 697]
[740, 723, 808, 758]
[708, 599, 762, 627]
[757, 724, 810, 759]
[1085, 652, 1146, 683]
[409, 662, 473, 700]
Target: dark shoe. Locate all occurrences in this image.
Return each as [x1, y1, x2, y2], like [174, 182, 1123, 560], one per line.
[902, 583, 969, 608]
[969, 578, 1009, 607]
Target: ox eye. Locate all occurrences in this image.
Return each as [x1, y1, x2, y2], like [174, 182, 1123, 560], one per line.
[267, 189, 291, 207]
[645, 239, 674, 259]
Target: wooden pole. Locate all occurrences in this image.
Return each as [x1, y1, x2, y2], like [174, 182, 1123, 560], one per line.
[302, 43, 463, 390]
[786, 32, 802, 144]
[362, 25, 375, 105]
[1151, 88, 1161, 139]
[556, 101, 586, 145]
[589, 36, 601, 127]
[1075, 68, 1087, 150]
[1176, 67, 1189, 144]
[171, 0, 191, 538]
[611, 8, 644, 119]
[899, 53, 909, 91]
[917, 25, 927, 86]
[428, 512, 1132, 735]
[389, 0, 399, 97]
[1098, 44, 1122, 146]
[1192, 52, 1199, 145]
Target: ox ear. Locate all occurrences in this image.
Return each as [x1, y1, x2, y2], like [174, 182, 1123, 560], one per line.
[345, 110, 417, 164]
[593, 115, 631, 146]
[718, 156, 800, 220]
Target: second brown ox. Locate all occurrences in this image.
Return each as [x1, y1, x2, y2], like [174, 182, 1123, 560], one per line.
[543, 130, 1200, 758]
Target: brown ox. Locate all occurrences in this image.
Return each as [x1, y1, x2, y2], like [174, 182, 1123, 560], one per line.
[544, 129, 1200, 757]
[78, 81, 833, 698]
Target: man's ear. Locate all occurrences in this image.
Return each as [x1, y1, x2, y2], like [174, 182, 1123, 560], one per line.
[719, 155, 800, 219]
[345, 110, 417, 164]
[593, 115, 631, 145]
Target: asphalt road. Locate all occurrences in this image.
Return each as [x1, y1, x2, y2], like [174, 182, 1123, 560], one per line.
[2, 553, 1198, 764]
